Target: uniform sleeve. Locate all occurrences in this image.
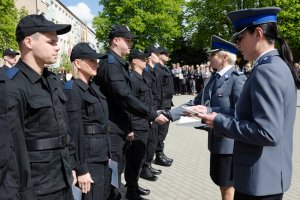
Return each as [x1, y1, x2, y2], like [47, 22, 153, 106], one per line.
[108, 64, 158, 121]
[8, 82, 36, 199]
[213, 66, 285, 146]
[64, 88, 89, 176]
[169, 100, 194, 121]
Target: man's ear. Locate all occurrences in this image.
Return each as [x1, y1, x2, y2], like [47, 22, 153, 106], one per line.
[23, 36, 34, 49]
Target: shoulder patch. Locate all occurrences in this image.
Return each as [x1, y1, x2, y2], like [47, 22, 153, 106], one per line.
[108, 54, 115, 64]
[64, 80, 74, 90]
[5, 67, 19, 79]
[259, 56, 272, 65]
[144, 66, 150, 72]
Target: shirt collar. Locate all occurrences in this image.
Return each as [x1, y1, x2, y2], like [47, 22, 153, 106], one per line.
[16, 59, 42, 83]
[131, 70, 143, 80]
[217, 65, 233, 77]
[108, 49, 127, 66]
[73, 78, 89, 91]
[253, 49, 276, 67]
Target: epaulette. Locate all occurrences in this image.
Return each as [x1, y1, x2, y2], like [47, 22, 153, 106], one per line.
[5, 67, 19, 79]
[232, 70, 244, 76]
[108, 54, 115, 64]
[144, 66, 150, 72]
[258, 56, 272, 65]
[64, 80, 74, 90]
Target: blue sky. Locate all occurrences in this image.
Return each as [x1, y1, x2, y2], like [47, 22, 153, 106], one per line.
[59, 0, 103, 28]
[60, 0, 103, 16]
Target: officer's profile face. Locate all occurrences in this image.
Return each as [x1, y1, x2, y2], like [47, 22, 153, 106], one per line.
[132, 58, 147, 70]
[149, 52, 160, 64]
[235, 30, 257, 61]
[26, 32, 60, 65]
[114, 37, 132, 56]
[76, 58, 98, 78]
[159, 54, 169, 63]
[209, 51, 222, 70]
[4, 55, 18, 66]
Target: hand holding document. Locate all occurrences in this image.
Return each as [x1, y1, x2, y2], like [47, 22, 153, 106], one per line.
[181, 106, 200, 115]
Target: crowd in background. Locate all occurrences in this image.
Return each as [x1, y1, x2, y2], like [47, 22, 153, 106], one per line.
[169, 61, 255, 96]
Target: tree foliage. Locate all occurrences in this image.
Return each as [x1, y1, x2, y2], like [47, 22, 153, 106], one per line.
[93, 0, 185, 50]
[185, 0, 275, 49]
[185, 0, 300, 61]
[0, 0, 19, 52]
[276, 0, 300, 61]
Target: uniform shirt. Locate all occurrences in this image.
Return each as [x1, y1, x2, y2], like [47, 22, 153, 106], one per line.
[155, 63, 174, 109]
[64, 79, 110, 176]
[7, 60, 76, 196]
[143, 64, 162, 110]
[94, 49, 157, 135]
[130, 70, 153, 131]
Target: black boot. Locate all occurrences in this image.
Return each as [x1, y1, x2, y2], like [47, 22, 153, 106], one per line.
[140, 166, 158, 181]
[126, 187, 146, 200]
[137, 186, 150, 196]
[160, 151, 173, 163]
[149, 164, 162, 175]
[154, 152, 172, 167]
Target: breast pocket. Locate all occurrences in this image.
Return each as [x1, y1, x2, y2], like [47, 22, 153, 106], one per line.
[27, 95, 53, 128]
[83, 95, 100, 119]
[139, 85, 150, 103]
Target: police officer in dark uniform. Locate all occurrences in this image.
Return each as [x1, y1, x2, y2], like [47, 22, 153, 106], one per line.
[6, 14, 77, 200]
[1, 48, 19, 69]
[140, 46, 163, 181]
[93, 25, 168, 200]
[124, 49, 153, 200]
[0, 69, 20, 200]
[155, 46, 174, 166]
[64, 42, 111, 200]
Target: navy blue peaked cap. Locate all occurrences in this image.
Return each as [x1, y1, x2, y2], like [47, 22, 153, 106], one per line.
[207, 35, 237, 54]
[227, 7, 281, 39]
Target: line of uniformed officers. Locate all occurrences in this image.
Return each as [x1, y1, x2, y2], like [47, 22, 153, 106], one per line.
[0, 14, 175, 200]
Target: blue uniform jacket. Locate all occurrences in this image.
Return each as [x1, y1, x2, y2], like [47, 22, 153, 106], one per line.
[214, 50, 297, 195]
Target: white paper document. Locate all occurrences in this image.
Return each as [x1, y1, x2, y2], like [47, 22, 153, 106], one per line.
[177, 116, 205, 127]
[72, 185, 82, 200]
[109, 159, 119, 188]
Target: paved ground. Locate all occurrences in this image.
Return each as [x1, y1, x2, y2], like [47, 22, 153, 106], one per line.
[121, 91, 300, 200]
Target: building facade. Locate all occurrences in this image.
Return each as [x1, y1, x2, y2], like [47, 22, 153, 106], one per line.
[15, 0, 100, 68]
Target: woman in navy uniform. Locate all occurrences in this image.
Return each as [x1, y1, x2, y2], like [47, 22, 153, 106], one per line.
[64, 42, 111, 200]
[195, 7, 299, 200]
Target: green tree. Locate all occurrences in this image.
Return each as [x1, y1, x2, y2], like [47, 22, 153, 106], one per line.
[0, 0, 20, 52]
[60, 52, 71, 72]
[185, 0, 275, 49]
[93, 0, 185, 50]
[276, 0, 300, 62]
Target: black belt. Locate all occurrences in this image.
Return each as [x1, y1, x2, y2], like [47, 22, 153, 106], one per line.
[26, 135, 69, 151]
[162, 93, 173, 99]
[84, 124, 109, 135]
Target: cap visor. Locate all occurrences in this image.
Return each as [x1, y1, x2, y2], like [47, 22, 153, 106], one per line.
[86, 52, 106, 60]
[55, 24, 72, 35]
[206, 49, 220, 53]
[231, 27, 247, 43]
